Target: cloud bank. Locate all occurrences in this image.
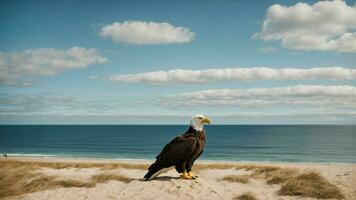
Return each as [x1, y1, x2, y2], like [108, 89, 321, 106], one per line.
[0, 47, 107, 86]
[255, 0, 356, 52]
[2, 112, 355, 124]
[6, 85, 352, 113]
[108, 67, 356, 84]
[164, 85, 356, 109]
[100, 21, 194, 44]
[1, 85, 355, 124]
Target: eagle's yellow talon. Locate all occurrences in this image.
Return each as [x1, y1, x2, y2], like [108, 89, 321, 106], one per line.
[180, 171, 198, 180]
[188, 172, 198, 179]
[181, 171, 194, 179]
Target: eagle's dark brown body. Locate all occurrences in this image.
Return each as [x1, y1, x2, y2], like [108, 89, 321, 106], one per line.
[143, 126, 206, 180]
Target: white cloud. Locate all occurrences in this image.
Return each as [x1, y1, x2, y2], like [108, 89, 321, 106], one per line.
[259, 46, 277, 52]
[88, 75, 98, 80]
[100, 21, 194, 44]
[255, 0, 356, 52]
[108, 67, 356, 84]
[164, 85, 356, 109]
[0, 47, 107, 86]
[0, 93, 148, 116]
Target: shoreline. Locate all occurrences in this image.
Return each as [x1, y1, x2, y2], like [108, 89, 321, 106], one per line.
[2, 154, 356, 166]
[0, 153, 356, 166]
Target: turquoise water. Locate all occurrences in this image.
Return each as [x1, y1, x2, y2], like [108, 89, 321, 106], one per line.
[0, 125, 355, 163]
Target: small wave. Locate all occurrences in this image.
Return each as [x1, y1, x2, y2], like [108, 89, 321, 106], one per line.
[4, 153, 64, 157]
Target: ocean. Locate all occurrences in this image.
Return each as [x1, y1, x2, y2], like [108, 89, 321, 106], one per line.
[0, 125, 355, 163]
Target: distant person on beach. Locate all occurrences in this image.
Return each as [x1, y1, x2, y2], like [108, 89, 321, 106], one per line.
[3, 154, 7, 158]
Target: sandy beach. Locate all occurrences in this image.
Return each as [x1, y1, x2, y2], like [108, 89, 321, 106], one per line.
[1, 156, 355, 200]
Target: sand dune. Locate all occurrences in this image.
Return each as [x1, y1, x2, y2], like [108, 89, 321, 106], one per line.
[1, 157, 355, 200]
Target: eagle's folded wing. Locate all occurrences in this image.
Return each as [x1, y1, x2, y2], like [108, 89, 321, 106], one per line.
[145, 136, 196, 176]
[155, 136, 197, 166]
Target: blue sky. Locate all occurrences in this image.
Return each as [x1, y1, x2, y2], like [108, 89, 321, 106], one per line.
[1, 0, 356, 124]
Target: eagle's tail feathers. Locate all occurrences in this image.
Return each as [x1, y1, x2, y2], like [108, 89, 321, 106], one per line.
[143, 163, 162, 181]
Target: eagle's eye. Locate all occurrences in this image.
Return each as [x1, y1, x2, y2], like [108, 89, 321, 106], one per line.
[197, 116, 203, 120]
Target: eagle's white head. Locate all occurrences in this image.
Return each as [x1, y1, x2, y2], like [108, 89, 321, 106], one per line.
[190, 114, 211, 131]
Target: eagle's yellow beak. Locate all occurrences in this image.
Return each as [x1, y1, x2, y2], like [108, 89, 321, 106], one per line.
[202, 117, 211, 125]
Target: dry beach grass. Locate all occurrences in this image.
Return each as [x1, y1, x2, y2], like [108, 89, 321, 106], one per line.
[0, 160, 132, 198]
[220, 166, 344, 199]
[279, 172, 344, 199]
[235, 192, 257, 200]
[220, 175, 250, 184]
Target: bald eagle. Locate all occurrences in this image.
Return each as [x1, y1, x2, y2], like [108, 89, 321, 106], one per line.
[143, 114, 211, 181]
